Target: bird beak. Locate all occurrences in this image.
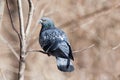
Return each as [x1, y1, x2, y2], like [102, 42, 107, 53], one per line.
[39, 19, 43, 24]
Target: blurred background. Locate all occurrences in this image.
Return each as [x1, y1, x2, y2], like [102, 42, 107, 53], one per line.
[0, 0, 120, 80]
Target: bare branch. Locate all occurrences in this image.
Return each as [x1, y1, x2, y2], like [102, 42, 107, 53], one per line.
[73, 44, 95, 54]
[27, 49, 50, 56]
[25, 0, 34, 36]
[17, 0, 26, 80]
[106, 43, 120, 54]
[6, 0, 21, 46]
[27, 49, 47, 54]
[17, 0, 25, 39]
[0, 35, 19, 60]
[27, 44, 95, 56]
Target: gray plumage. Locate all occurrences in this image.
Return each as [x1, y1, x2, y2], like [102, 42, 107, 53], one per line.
[39, 17, 74, 72]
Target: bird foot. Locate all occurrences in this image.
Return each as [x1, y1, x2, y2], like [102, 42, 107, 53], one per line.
[47, 53, 51, 56]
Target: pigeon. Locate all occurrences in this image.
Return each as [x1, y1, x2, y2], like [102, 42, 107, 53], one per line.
[39, 17, 74, 72]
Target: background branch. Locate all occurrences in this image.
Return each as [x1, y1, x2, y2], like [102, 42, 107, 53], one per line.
[28, 44, 95, 55]
[73, 44, 95, 54]
[0, 0, 19, 60]
[28, 3, 52, 39]
[29, 6, 46, 38]
[0, 35, 19, 60]
[59, 2, 120, 29]
[0, 69, 7, 80]
[112, 43, 120, 50]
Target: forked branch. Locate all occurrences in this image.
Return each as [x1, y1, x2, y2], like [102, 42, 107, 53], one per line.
[17, 0, 35, 80]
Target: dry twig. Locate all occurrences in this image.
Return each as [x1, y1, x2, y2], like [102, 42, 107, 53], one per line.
[112, 43, 120, 50]
[0, 35, 19, 60]
[6, 0, 21, 41]
[29, 6, 47, 38]
[27, 49, 47, 54]
[25, 0, 34, 36]
[28, 44, 95, 55]
[73, 44, 95, 54]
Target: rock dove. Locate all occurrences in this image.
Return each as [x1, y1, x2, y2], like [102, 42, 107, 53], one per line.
[39, 17, 74, 72]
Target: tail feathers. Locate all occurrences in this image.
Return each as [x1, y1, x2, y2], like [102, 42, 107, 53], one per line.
[56, 57, 74, 72]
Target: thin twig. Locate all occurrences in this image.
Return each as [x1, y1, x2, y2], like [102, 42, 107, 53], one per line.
[6, 0, 21, 42]
[25, 0, 34, 36]
[29, 8, 45, 38]
[73, 44, 95, 54]
[112, 43, 120, 50]
[28, 44, 95, 55]
[27, 50, 47, 54]
[0, 35, 19, 60]
[17, 0, 25, 39]
[27, 50, 50, 56]
[27, 44, 95, 54]
[107, 43, 120, 54]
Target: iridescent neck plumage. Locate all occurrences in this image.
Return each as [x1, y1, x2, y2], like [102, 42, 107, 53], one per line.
[41, 24, 55, 31]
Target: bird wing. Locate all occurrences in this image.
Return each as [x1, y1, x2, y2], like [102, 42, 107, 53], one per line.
[65, 41, 74, 60]
[57, 29, 74, 60]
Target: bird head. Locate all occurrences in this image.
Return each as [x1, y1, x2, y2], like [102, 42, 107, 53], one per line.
[39, 17, 55, 28]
